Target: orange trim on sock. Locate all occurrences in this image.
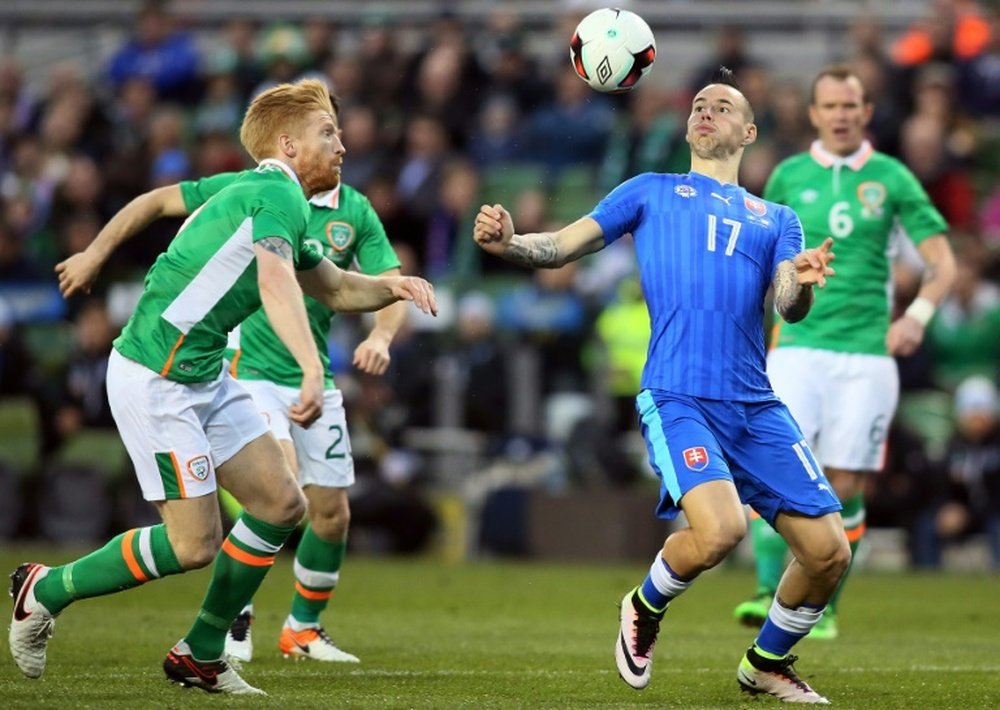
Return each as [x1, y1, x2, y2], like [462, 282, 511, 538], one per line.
[844, 522, 867, 543]
[121, 529, 149, 582]
[295, 581, 333, 600]
[159, 334, 185, 377]
[221, 538, 275, 567]
[748, 507, 762, 520]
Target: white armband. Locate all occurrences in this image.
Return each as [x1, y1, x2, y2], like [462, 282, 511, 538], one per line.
[904, 296, 936, 327]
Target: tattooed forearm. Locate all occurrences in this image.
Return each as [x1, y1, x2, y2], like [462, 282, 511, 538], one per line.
[258, 237, 293, 259]
[773, 261, 813, 323]
[505, 233, 561, 268]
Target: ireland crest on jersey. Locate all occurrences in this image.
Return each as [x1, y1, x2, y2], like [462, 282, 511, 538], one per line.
[326, 221, 355, 251]
[857, 182, 886, 218]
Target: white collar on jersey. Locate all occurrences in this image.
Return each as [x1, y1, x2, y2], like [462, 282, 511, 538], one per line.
[309, 184, 341, 209]
[809, 139, 874, 171]
[257, 158, 302, 188]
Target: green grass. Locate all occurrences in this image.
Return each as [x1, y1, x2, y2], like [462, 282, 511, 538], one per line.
[1, 547, 998, 708]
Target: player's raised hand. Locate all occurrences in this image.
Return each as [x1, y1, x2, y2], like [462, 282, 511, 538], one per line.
[390, 276, 438, 316]
[793, 237, 836, 288]
[290, 368, 325, 428]
[55, 251, 103, 297]
[473, 204, 514, 257]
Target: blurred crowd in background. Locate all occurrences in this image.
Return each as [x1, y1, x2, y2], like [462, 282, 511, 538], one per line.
[0, 0, 998, 569]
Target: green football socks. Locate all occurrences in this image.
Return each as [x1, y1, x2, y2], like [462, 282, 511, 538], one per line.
[34, 525, 183, 615]
[289, 525, 346, 625]
[183, 512, 295, 660]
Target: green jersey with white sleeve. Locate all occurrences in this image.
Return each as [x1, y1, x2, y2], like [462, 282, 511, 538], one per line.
[765, 140, 948, 355]
[180, 176, 401, 388]
[114, 160, 321, 383]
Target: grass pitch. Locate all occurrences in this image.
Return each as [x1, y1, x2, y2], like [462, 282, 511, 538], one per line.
[1, 547, 998, 709]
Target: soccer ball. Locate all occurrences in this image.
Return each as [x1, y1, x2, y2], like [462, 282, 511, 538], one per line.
[570, 8, 656, 94]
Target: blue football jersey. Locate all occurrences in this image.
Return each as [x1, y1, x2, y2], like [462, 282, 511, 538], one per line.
[589, 171, 804, 401]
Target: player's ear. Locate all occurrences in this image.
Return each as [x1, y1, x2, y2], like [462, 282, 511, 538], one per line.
[278, 133, 297, 158]
[742, 123, 757, 146]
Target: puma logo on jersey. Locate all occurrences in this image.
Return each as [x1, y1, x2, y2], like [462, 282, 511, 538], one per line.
[710, 192, 733, 205]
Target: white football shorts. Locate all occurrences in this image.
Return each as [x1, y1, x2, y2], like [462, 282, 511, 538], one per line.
[766, 347, 899, 472]
[238, 379, 355, 489]
[107, 349, 270, 501]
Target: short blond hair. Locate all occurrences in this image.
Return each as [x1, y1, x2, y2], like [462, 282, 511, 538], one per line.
[239, 78, 335, 162]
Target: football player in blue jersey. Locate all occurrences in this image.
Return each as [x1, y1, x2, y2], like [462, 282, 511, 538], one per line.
[474, 67, 848, 704]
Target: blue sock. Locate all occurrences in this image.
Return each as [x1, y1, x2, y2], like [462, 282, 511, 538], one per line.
[637, 555, 694, 613]
[755, 600, 825, 658]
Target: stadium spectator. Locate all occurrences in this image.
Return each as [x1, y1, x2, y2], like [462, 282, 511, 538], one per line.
[598, 83, 687, 192]
[847, 52, 905, 156]
[450, 291, 510, 435]
[496, 261, 591, 396]
[480, 24, 552, 115]
[52, 299, 118, 446]
[518, 67, 614, 175]
[106, 0, 201, 103]
[900, 114, 976, 233]
[337, 104, 387, 191]
[466, 95, 523, 169]
[592, 276, 650, 435]
[955, 3, 1000, 116]
[301, 16, 338, 74]
[0, 295, 46, 432]
[210, 17, 264, 103]
[423, 159, 481, 282]
[354, 14, 409, 115]
[892, 0, 991, 68]
[394, 114, 454, 223]
[407, 45, 478, 150]
[686, 25, 762, 97]
[910, 376, 1000, 568]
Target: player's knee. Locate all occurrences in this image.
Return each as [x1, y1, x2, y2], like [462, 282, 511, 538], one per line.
[830, 537, 852, 579]
[803, 534, 851, 582]
[310, 502, 350, 539]
[695, 521, 745, 567]
[272, 487, 307, 527]
[172, 531, 223, 569]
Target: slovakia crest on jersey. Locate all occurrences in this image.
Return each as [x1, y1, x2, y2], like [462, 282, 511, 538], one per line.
[683, 446, 710, 471]
[744, 196, 767, 217]
[675, 184, 697, 198]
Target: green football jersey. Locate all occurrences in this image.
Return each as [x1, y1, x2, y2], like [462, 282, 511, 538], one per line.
[765, 141, 948, 355]
[181, 175, 401, 388]
[115, 160, 321, 383]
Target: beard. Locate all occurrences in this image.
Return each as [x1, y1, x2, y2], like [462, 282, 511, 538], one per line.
[299, 160, 341, 196]
[689, 133, 740, 161]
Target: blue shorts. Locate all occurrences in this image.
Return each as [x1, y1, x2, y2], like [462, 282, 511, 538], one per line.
[636, 390, 842, 525]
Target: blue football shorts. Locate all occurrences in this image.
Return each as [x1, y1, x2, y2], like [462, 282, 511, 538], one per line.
[636, 389, 842, 525]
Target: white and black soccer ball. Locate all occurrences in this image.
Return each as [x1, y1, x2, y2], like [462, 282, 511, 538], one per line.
[570, 7, 656, 94]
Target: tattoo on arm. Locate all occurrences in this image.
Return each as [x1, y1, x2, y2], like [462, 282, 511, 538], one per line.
[505, 233, 560, 268]
[772, 261, 813, 324]
[258, 237, 293, 260]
